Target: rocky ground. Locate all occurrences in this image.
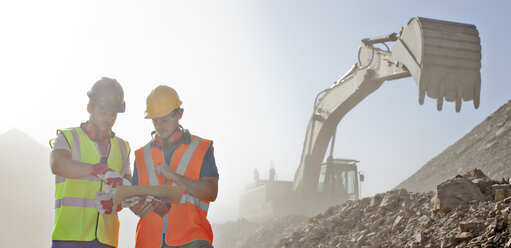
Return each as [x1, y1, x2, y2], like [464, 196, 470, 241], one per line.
[214, 215, 308, 248]
[215, 170, 511, 248]
[214, 100, 511, 248]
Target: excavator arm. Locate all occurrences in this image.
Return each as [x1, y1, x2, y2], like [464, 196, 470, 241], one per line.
[293, 17, 482, 199]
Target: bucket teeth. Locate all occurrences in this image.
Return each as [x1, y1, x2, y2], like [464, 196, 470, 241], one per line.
[437, 97, 443, 111]
[419, 89, 425, 105]
[392, 17, 481, 112]
[455, 99, 462, 112]
[474, 81, 481, 109]
[455, 85, 463, 112]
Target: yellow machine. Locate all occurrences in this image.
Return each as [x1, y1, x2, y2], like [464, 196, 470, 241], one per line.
[239, 17, 482, 221]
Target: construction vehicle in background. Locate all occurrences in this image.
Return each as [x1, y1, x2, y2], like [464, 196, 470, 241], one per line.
[239, 17, 482, 221]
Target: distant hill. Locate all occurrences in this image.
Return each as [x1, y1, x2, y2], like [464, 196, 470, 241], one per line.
[396, 99, 511, 193]
[0, 128, 53, 247]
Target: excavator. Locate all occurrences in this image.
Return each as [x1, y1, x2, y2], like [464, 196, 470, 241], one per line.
[239, 17, 482, 221]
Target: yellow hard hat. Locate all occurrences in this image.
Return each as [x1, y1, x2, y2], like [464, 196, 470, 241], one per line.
[144, 85, 182, 119]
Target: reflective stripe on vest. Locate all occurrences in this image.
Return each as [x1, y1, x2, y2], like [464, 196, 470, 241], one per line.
[141, 137, 209, 211]
[51, 127, 130, 247]
[179, 194, 209, 212]
[55, 197, 96, 208]
[55, 129, 129, 187]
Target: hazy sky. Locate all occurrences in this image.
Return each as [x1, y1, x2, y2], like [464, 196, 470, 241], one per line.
[1, 1, 510, 246]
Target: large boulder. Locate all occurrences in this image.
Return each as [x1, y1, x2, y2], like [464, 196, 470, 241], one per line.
[434, 176, 486, 213]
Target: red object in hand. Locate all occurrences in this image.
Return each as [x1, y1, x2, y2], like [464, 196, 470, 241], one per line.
[91, 163, 124, 188]
[95, 191, 122, 214]
[100, 198, 114, 214]
[150, 198, 172, 217]
[91, 163, 113, 176]
[152, 202, 170, 217]
[100, 199, 122, 214]
[135, 196, 172, 217]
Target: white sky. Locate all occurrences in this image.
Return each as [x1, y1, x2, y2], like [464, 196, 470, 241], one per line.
[1, 1, 510, 246]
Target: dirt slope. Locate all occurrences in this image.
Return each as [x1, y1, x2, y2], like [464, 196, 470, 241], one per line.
[396, 99, 511, 193]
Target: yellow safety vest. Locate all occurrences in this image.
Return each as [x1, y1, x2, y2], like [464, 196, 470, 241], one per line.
[50, 127, 130, 247]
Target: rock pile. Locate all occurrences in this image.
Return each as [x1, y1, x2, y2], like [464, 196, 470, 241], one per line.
[215, 169, 511, 248]
[213, 215, 308, 248]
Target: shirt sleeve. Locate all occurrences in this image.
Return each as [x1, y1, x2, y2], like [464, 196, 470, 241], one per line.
[200, 145, 219, 178]
[132, 160, 139, 185]
[124, 153, 132, 176]
[52, 132, 71, 152]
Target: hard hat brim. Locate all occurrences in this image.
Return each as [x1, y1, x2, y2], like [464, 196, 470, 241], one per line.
[88, 92, 126, 113]
[144, 100, 182, 119]
[100, 103, 126, 113]
[144, 108, 173, 119]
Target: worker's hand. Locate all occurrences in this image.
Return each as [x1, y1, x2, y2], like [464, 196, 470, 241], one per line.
[91, 163, 124, 188]
[122, 196, 142, 208]
[148, 196, 172, 217]
[127, 195, 172, 218]
[155, 163, 173, 178]
[129, 197, 154, 218]
[95, 191, 122, 214]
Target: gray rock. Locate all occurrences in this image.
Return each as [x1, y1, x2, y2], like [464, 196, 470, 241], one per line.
[415, 232, 423, 243]
[493, 183, 510, 200]
[455, 231, 475, 241]
[460, 222, 478, 232]
[434, 177, 486, 213]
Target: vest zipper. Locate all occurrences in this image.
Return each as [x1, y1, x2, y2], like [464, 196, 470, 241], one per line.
[94, 181, 103, 241]
[162, 214, 168, 246]
[94, 140, 111, 243]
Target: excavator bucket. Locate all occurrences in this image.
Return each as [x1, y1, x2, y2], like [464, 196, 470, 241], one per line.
[392, 17, 481, 112]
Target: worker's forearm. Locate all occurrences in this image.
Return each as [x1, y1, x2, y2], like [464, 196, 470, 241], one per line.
[162, 171, 218, 201]
[51, 158, 94, 178]
[50, 150, 94, 178]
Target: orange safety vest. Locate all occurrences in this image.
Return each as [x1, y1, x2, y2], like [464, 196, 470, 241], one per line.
[134, 135, 213, 248]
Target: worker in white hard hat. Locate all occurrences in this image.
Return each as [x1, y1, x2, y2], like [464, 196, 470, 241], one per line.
[49, 77, 132, 248]
[130, 85, 219, 248]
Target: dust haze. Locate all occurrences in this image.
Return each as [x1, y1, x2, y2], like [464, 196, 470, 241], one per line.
[1, 1, 511, 248]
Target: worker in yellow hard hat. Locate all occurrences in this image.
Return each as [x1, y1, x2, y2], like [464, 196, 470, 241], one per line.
[129, 85, 219, 248]
[49, 77, 132, 248]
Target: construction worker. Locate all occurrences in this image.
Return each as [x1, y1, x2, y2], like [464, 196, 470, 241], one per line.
[49, 77, 131, 248]
[131, 85, 219, 248]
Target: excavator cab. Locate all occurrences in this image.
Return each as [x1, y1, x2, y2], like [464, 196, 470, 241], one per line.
[317, 158, 360, 207]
